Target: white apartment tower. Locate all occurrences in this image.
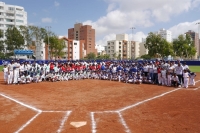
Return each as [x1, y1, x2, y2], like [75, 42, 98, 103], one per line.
[155, 28, 172, 42]
[0, 2, 27, 34]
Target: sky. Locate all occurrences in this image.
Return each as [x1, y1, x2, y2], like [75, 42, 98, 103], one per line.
[3, 0, 200, 46]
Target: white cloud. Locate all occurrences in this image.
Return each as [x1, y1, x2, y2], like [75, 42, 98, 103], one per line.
[83, 0, 200, 46]
[42, 17, 52, 23]
[54, 1, 60, 7]
[169, 20, 200, 38]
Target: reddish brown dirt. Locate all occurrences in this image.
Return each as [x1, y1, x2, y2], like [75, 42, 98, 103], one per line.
[0, 72, 200, 133]
[21, 112, 65, 133]
[0, 96, 37, 133]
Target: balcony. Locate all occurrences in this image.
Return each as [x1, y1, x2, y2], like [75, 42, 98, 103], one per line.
[6, 10, 15, 13]
[5, 15, 15, 19]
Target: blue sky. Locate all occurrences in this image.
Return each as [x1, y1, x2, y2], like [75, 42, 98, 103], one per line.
[4, 0, 200, 45]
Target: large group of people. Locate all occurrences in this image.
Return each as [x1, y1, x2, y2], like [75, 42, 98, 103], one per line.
[2, 59, 196, 88]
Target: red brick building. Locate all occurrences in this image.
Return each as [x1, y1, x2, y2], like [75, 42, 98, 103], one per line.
[68, 23, 97, 56]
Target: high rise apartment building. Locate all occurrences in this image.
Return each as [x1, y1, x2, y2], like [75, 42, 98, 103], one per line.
[185, 30, 199, 58]
[68, 23, 97, 56]
[106, 34, 143, 59]
[0, 2, 27, 34]
[155, 28, 172, 43]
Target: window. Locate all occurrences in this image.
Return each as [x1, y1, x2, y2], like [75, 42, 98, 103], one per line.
[74, 43, 77, 45]
[41, 51, 43, 54]
[0, 18, 3, 21]
[0, 6, 4, 10]
[119, 42, 121, 44]
[16, 8, 23, 11]
[119, 46, 121, 48]
[6, 19, 14, 22]
[16, 14, 23, 17]
[16, 19, 24, 23]
[0, 12, 3, 15]
[6, 13, 14, 17]
[0, 24, 3, 27]
[8, 7, 14, 11]
[76, 31, 78, 33]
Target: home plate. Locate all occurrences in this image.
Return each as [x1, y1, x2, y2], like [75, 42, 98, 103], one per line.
[70, 121, 87, 128]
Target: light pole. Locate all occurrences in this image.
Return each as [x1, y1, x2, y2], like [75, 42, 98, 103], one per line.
[130, 27, 135, 59]
[46, 26, 51, 60]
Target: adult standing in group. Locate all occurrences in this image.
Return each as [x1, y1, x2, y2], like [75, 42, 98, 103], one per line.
[13, 60, 20, 84]
[7, 60, 15, 84]
[175, 63, 184, 86]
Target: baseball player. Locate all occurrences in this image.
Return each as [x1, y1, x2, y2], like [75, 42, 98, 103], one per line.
[2, 64, 8, 84]
[7, 60, 15, 84]
[183, 69, 189, 88]
[189, 72, 196, 86]
[13, 60, 20, 84]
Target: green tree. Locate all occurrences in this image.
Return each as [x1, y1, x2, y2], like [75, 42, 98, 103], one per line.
[4, 27, 24, 55]
[86, 52, 96, 60]
[0, 29, 4, 52]
[140, 54, 151, 60]
[19, 25, 32, 46]
[96, 54, 110, 60]
[44, 36, 66, 59]
[144, 32, 163, 58]
[145, 32, 174, 59]
[173, 34, 196, 59]
[53, 38, 66, 59]
[0, 29, 5, 58]
[159, 39, 174, 58]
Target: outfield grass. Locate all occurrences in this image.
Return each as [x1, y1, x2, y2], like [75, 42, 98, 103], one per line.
[0, 65, 3, 72]
[189, 66, 200, 72]
[0, 65, 199, 72]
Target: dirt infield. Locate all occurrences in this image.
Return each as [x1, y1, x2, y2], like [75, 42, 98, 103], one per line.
[0, 72, 200, 133]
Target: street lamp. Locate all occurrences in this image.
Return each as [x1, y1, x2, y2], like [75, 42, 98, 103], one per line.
[46, 26, 51, 60]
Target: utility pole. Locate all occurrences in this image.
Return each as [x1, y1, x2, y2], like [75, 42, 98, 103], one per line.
[46, 26, 51, 60]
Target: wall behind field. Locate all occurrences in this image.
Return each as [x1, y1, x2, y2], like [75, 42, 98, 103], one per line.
[0, 60, 200, 66]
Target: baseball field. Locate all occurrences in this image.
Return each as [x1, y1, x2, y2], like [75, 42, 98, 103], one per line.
[0, 72, 200, 133]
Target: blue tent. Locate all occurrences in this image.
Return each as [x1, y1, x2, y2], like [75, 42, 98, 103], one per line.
[14, 50, 33, 55]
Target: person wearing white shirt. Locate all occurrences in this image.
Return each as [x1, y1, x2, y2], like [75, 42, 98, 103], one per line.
[182, 69, 189, 88]
[2, 64, 8, 84]
[7, 60, 15, 84]
[171, 73, 181, 87]
[189, 72, 196, 86]
[161, 68, 167, 86]
[182, 62, 189, 71]
[175, 63, 184, 85]
[13, 60, 20, 84]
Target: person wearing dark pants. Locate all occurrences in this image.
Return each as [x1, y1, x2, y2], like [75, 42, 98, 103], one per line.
[175, 63, 184, 86]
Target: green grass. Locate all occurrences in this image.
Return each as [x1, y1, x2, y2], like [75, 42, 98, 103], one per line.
[0, 65, 199, 72]
[189, 66, 200, 72]
[0, 65, 3, 72]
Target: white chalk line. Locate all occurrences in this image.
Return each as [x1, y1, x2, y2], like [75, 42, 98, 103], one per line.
[91, 87, 186, 133]
[91, 112, 97, 133]
[117, 111, 131, 133]
[117, 88, 182, 112]
[43, 111, 68, 113]
[15, 111, 42, 133]
[0, 93, 41, 112]
[57, 111, 72, 133]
